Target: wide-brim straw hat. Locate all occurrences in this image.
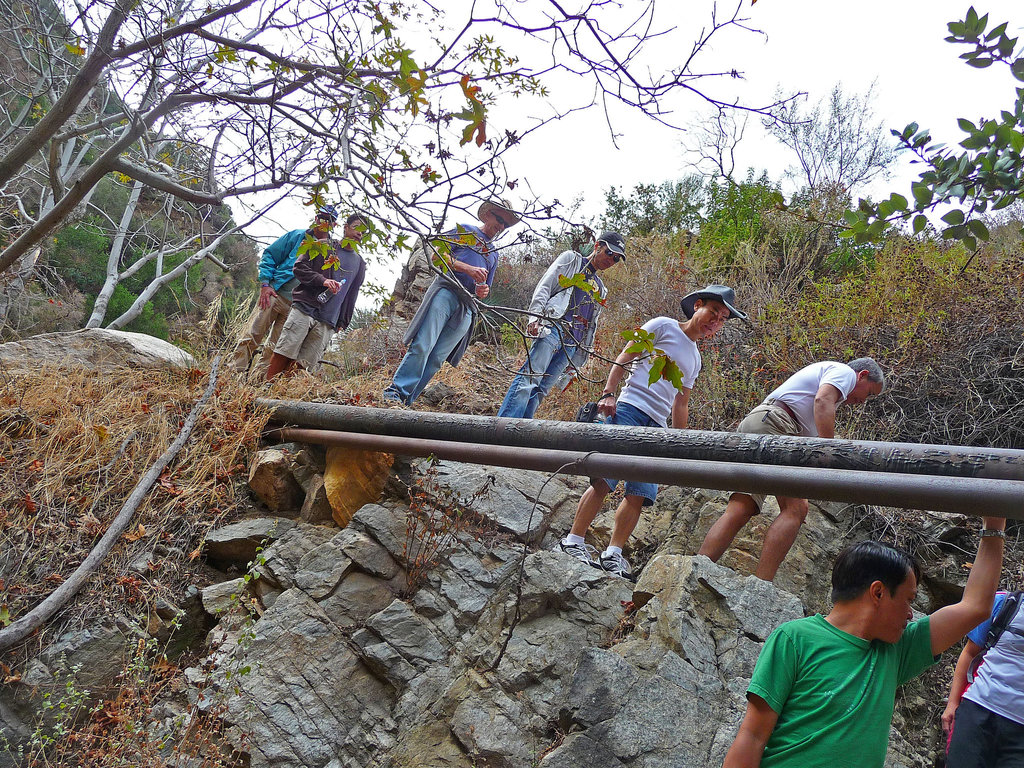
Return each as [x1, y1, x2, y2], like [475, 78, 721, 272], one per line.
[680, 284, 747, 321]
[478, 199, 520, 228]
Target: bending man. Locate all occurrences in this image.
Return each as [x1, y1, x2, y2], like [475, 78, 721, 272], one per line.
[698, 358, 885, 581]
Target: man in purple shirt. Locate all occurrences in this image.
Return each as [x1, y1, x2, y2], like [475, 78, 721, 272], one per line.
[384, 199, 519, 405]
[266, 213, 367, 380]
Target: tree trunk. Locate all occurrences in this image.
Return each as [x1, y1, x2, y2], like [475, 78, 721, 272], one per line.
[86, 179, 145, 328]
[0, 246, 41, 327]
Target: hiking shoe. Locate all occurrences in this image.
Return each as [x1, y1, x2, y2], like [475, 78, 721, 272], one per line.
[557, 539, 600, 567]
[599, 551, 636, 581]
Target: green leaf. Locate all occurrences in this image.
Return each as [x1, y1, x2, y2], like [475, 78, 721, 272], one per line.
[967, 219, 990, 241]
[941, 209, 965, 225]
[647, 355, 667, 387]
[958, 118, 976, 133]
[842, 209, 858, 226]
[1012, 58, 1024, 82]
[912, 184, 934, 207]
[890, 193, 908, 210]
[913, 214, 928, 234]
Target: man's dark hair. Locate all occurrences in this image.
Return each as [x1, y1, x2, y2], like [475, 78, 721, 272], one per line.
[831, 540, 921, 602]
[345, 213, 366, 227]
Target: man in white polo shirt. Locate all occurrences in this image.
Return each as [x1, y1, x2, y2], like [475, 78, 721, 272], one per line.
[698, 358, 885, 581]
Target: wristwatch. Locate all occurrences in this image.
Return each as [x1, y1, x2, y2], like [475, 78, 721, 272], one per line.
[980, 529, 1006, 539]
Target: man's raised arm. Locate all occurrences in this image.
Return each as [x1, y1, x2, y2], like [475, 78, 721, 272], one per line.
[928, 516, 1006, 656]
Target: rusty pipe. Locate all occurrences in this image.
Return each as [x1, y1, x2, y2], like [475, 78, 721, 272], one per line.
[258, 399, 1024, 482]
[269, 427, 1024, 520]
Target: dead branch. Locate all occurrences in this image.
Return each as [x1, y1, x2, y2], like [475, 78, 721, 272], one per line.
[0, 356, 222, 654]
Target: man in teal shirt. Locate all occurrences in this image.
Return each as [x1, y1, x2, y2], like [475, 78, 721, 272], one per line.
[723, 516, 1006, 768]
[231, 205, 338, 374]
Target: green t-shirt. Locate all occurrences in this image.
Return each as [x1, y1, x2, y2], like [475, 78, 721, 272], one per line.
[748, 614, 935, 768]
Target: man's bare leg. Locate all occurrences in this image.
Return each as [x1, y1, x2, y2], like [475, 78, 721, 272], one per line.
[569, 482, 611, 538]
[698, 493, 759, 562]
[754, 496, 809, 581]
[609, 495, 646, 549]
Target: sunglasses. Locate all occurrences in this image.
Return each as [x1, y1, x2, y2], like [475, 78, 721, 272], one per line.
[598, 241, 624, 262]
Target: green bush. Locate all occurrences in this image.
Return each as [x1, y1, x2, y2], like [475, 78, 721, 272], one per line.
[48, 223, 111, 294]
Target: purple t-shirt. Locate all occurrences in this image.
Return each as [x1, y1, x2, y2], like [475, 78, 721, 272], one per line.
[442, 224, 497, 293]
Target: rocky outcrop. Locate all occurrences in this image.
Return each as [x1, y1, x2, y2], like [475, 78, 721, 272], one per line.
[0, 329, 195, 370]
[178, 457, 951, 768]
[2, 451, 963, 768]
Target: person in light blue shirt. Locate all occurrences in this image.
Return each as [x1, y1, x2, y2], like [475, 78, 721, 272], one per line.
[384, 199, 519, 405]
[943, 588, 1024, 767]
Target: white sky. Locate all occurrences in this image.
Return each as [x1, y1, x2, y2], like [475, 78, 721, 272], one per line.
[502, 0, 1022, 214]
[239, 0, 1023, 304]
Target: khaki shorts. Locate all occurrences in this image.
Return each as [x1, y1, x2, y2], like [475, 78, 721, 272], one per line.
[736, 403, 801, 511]
[273, 307, 333, 370]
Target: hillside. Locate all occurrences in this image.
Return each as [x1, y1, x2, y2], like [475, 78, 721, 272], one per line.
[1, 213, 1022, 765]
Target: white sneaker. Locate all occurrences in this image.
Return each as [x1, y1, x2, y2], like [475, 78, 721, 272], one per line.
[598, 551, 635, 581]
[557, 539, 600, 567]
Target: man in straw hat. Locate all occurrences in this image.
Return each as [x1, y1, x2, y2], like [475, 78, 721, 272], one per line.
[384, 199, 519, 405]
[698, 357, 886, 581]
[555, 284, 747, 580]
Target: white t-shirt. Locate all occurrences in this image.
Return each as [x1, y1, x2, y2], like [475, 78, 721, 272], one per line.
[764, 361, 857, 437]
[618, 316, 700, 427]
[965, 592, 1024, 726]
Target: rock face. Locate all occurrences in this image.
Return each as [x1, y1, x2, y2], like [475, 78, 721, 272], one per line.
[179, 458, 947, 768]
[0, 328, 195, 370]
[2, 453, 957, 768]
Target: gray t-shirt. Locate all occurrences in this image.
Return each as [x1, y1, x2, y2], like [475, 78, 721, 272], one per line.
[618, 316, 700, 427]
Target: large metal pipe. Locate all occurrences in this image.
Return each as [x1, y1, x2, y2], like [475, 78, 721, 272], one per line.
[259, 399, 1024, 481]
[270, 427, 1024, 520]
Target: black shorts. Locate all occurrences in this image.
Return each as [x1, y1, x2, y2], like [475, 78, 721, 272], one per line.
[946, 698, 1024, 768]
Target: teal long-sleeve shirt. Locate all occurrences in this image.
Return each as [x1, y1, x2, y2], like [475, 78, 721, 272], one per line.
[258, 229, 308, 290]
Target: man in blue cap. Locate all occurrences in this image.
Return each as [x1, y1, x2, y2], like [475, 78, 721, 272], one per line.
[555, 284, 747, 579]
[232, 205, 340, 375]
[497, 231, 626, 419]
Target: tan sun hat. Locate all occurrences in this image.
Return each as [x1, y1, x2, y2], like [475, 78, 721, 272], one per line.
[477, 199, 520, 228]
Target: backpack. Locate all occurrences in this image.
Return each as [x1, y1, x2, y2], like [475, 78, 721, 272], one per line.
[967, 590, 1024, 683]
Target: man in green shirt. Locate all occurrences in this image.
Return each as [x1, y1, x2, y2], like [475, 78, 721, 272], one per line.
[722, 516, 1006, 768]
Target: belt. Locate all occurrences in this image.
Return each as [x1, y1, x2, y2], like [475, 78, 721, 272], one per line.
[764, 397, 799, 425]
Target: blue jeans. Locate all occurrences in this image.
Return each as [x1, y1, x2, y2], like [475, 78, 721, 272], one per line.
[497, 331, 581, 418]
[598, 402, 660, 506]
[386, 288, 472, 404]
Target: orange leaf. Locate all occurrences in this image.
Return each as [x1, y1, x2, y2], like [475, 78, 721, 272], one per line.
[22, 494, 36, 513]
[125, 523, 147, 542]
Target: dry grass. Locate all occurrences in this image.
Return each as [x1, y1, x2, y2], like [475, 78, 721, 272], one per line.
[0, 362, 265, 662]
